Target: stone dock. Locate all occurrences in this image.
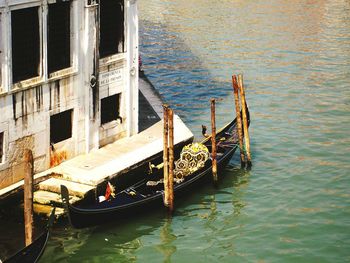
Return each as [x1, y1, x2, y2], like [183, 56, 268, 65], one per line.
[0, 73, 194, 217]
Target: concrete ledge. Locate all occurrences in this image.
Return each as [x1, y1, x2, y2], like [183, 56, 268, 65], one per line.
[34, 204, 65, 217]
[51, 115, 193, 186]
[37, 178, 95, 198]
[34, 190, 80, 206]
[0, 114, 193, 201]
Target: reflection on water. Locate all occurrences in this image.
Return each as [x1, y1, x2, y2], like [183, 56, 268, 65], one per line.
[155, 219, 176, 263]
[138, 0, 350, 262]
[2, 0, 350, 262]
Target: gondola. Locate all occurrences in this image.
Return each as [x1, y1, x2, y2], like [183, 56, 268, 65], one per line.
[61, 108, 250, 228]
[2, 208, 55, 263]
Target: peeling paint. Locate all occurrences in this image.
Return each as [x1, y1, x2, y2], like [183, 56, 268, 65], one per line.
[49, 80, 62, 111]
[8, 135, 34, 167]
[49, 84, 52, 111]
[50, 149, 67, 168]
[21, 91, 28, 128]
[0, 0, 138, 192]
[12, 87, 43, 122]
[12, 94, 17, 121]
[54, 80, 60, 108]
[35, 86, 43, 111]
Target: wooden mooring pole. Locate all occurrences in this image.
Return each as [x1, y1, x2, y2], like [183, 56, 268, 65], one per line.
[24, 149, 34, 246]
[238, 74, 252, 168]
[168, 108, 175, 213]
[232, 75, 245, 167]
[163, 104, 169, 208]
[210, 99, 218, 183]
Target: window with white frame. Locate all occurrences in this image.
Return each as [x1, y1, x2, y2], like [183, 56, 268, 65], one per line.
[99, 0, 125, 58]
[11, 7, 40, 83]
[48, 1, 71, 74]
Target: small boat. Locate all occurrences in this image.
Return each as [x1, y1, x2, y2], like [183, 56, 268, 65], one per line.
[2, 208, 55, 263]
[61, 109, 249, 228]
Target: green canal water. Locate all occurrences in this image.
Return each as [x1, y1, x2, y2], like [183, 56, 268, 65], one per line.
[4, 0, 350, 262]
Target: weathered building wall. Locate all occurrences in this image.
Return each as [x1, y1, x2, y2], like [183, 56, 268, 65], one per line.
[98, 58, 127, 146]
[0, 72, 81, 189]
[0, 0, 139, 190]
[0, 1, 84, 190]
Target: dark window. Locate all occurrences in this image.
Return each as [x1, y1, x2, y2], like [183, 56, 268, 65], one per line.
[50, 109, 73, 143]
[99, 0, 125, 58]
[0, 132, 3, 163]
[101, 94, 120, 125]
[48, 1, 71, 74]
[11, 7, 40, 83]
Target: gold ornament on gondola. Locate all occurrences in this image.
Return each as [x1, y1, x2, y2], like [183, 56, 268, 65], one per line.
[174, 143, 209, 180]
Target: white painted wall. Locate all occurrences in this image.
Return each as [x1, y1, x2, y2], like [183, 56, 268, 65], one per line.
[0, 0, 139, 189]
[126, 0, 139, 136]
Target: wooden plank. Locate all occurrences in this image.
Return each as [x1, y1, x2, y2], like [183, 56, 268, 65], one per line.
[238, 74, 252, 168]
[24, 149, 34, 246]
[210, 99, 218, 183]
[232, 75, 245, 166]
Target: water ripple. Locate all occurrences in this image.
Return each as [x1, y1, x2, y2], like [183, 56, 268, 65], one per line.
[34, 1, 350, 262]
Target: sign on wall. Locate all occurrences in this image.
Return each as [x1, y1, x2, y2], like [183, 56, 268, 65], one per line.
[99, 69, 123, 87]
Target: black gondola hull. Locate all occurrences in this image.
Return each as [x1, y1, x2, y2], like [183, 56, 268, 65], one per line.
[64, 147, 236, 228]
[61, 107, 249, 228]
[2, 208, 55, 263]
[3, 231, 49, 263]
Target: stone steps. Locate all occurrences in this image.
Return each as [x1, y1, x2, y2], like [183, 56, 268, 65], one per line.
[37, 178, 95, 198]
[34, 203, 65, 217]
[33, 190, 80, 207]
[32, 177, 96, 217]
